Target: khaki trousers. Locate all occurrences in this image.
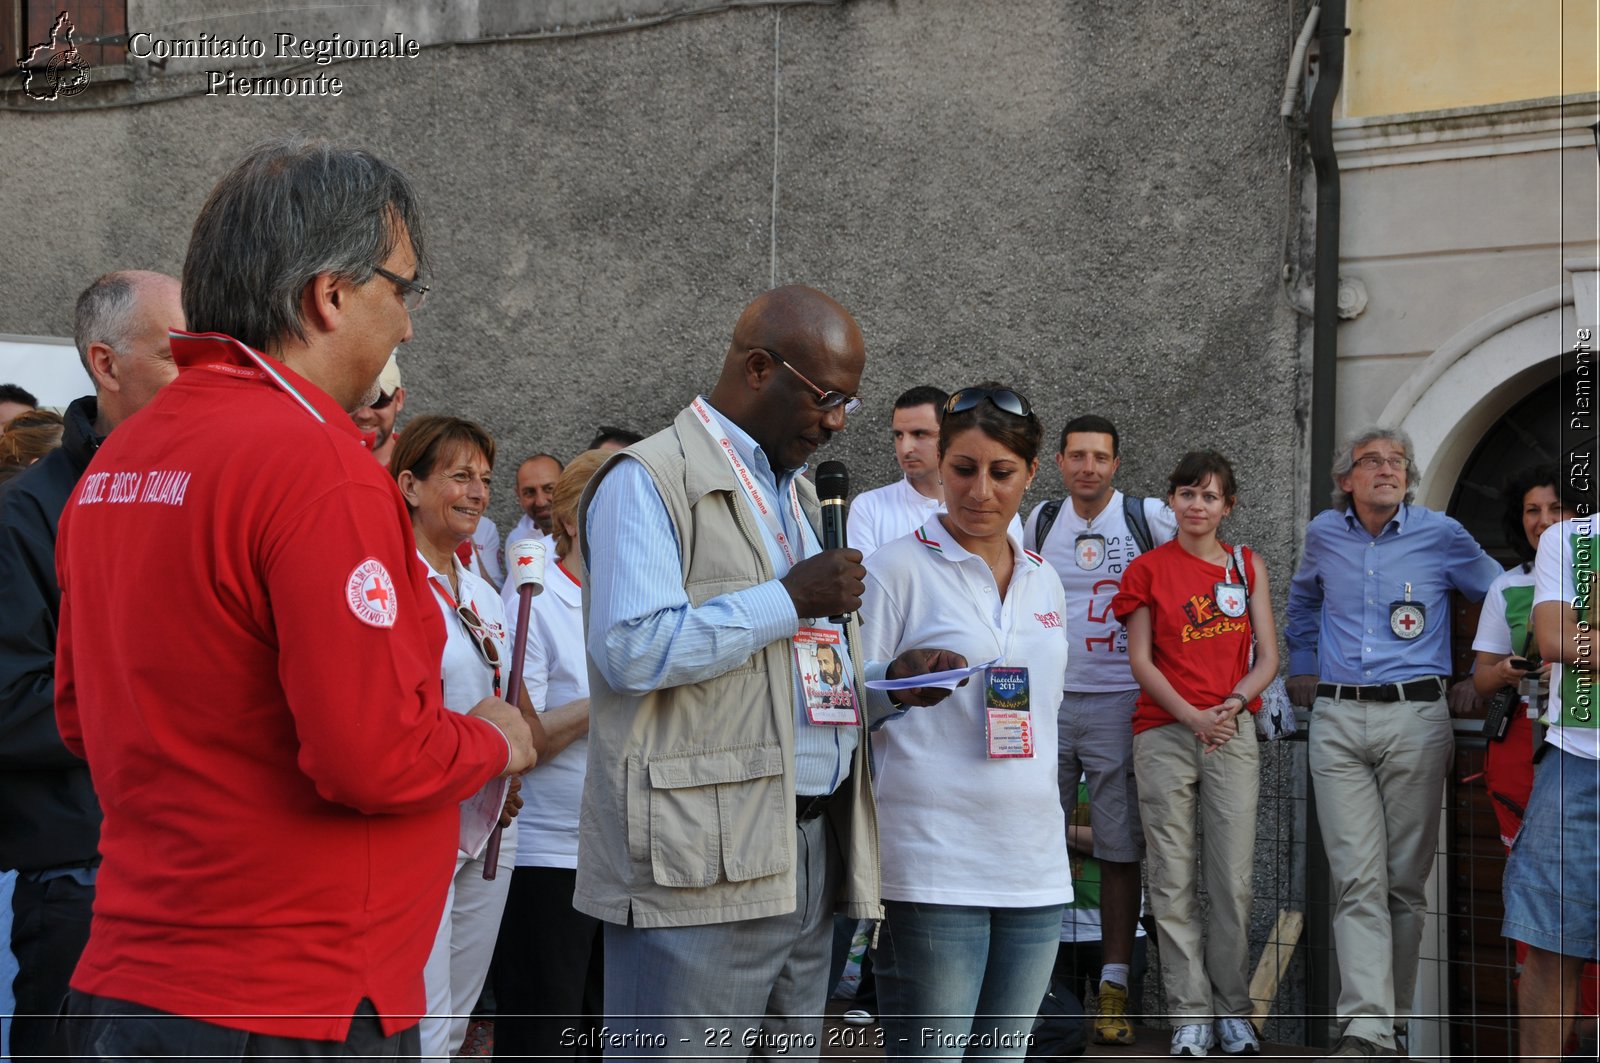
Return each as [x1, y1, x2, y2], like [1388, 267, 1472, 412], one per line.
[1309, 694, 1453, 1049]
[1133, 721, 1259, 1020]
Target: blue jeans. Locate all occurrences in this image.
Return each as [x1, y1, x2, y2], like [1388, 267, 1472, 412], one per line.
[1503, 746, 1600, 961]
[874, 901, 1064, 1061]
[2, 869, 14, 1060]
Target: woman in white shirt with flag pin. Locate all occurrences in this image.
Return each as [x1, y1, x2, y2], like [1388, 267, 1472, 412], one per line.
[860, 383, 1071, 1060]
[391, 415, 542, 1060]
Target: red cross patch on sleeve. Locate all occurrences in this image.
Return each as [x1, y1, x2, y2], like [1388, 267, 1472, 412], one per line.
[346, 558, 398, 629]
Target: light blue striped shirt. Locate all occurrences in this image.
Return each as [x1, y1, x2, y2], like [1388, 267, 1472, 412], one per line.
[584, 399, 856, 795]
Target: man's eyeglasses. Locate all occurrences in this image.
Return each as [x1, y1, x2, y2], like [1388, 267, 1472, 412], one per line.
[367, 389, 397, 411]
[372, 266, 430, 312]
[945, 387, 1033, 418]
[1352, 454, 1408, 471]
[759, 349, 861, 415]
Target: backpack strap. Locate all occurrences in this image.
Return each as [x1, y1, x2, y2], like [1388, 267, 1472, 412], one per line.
[1123, 494, 1153, 555]
[1034, 497, 1065, 550]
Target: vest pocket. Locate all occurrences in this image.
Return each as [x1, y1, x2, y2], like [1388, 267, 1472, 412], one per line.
[645, 744, 790, 888]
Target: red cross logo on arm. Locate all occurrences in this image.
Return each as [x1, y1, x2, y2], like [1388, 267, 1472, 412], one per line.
[365, 579, 391, 608]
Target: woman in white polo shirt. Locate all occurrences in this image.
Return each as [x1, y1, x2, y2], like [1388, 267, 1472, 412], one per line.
[861, 384, 1071, 1060]
[391, 415, 527, 1061]
[489, 448, 611, 1060]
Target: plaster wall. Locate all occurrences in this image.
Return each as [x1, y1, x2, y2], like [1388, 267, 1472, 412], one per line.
[0, 0, 1309, 1035]
[0, 0, 1302, 565]
[1329, 110, 1597, 464]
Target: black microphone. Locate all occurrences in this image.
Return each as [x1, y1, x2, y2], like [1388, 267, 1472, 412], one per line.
[816, 461, 850, 623]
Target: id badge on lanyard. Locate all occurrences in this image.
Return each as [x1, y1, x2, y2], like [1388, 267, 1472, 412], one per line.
[797, 626, 859, 725]
[1214, 554, 1248, 619]
[985, 665, 1033, 758]
[690, 396, 805, 571]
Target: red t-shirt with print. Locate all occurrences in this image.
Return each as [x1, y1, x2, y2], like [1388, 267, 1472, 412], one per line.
[1111, 539, 1260, 734]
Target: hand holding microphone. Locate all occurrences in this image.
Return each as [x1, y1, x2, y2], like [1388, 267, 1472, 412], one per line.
[780, 461, 864, 621]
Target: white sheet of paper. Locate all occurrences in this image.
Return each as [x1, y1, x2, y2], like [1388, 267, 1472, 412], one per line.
[459, 776, 510, 859]
[865, 657, 999, 691]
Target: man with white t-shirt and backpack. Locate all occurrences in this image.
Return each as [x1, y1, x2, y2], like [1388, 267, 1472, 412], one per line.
[1024, 414, 1175, 1046]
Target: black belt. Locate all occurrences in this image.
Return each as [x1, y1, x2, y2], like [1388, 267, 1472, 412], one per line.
[1316, 677, 1445, 703]
[796, 786, 842, 823]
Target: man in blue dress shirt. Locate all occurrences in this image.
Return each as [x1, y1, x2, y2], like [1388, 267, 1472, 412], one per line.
[1286, 427, 1500, 1058]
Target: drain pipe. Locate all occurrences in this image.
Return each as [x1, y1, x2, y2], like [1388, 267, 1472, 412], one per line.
[1303, 0, 1346, 1050]
[1307, 0, 1346, 519]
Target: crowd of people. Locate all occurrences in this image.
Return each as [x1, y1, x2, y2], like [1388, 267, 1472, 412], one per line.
[0, 134, 1595, 1063]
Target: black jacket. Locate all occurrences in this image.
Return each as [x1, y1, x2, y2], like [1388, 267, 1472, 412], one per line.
[0, 395, 103, 871]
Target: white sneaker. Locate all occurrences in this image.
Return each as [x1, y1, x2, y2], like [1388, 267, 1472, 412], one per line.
[1171, 1023, 1215, 1056]
[1215, 1016, 1260, 1055]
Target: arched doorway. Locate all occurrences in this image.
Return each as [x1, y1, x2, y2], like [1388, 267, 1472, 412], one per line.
[1382, 292, 1572, 509]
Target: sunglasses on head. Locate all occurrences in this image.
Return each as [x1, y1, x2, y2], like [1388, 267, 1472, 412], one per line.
[944, 387, 1033, 418]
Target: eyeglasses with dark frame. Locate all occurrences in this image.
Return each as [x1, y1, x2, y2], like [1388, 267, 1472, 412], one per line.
[372, 266, 430, 312]
[758, 348, 862, 415]
[944, 387, 1034, 418]
[367, 389, 397, 411]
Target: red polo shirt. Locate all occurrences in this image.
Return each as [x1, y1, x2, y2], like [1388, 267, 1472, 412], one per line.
[54, 332, 509, 1039]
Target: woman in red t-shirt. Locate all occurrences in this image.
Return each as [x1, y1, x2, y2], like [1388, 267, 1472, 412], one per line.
[1111, 450, 1279, 1058]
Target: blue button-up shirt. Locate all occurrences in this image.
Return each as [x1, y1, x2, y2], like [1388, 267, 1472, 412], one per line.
[584, 399, 856, 795]
[1286, 504, 1501, 684]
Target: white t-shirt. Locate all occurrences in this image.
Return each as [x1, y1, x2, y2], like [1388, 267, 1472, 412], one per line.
[1024, 490, 1177, 692]
[1472, 565, 1533, 658]
[501, 555, 589, 867]
[423, 552, 517, 850]
[1533, 516, 1600, 760]
[861, 517, 1072, 907]
[849, 476, 1024, 560]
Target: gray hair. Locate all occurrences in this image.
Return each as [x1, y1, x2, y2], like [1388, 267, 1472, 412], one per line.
[182, 135, 427, 354]
[72, 272, 140, 373]
[1331, 425, 1420, 510]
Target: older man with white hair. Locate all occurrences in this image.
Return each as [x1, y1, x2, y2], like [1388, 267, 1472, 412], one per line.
[1285, 427, 1500, 1057]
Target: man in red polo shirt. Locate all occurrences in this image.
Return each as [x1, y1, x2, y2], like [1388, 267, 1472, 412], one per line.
[54, 136, 537, 1059]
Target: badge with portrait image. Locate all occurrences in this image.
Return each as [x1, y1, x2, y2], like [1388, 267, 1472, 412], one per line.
[1074, 532, 1106, 571]
[985, 665, 1032, 758]
[1388, 581, 1425, 640]
[796, 627, 859, 725]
